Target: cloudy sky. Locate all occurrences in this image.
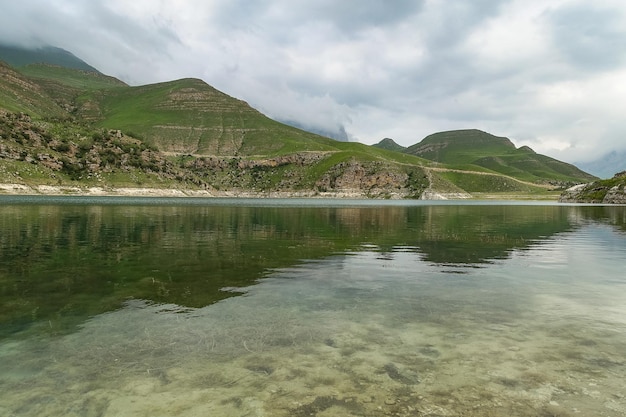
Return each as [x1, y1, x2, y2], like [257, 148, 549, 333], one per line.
[2, 0, 626, 164]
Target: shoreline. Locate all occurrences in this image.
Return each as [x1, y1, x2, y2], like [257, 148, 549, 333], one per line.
[0, 183, 560, 201]
[0, 183, 407, 199]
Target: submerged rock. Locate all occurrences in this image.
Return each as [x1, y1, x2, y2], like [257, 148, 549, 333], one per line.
[292, 396, 363, 416]
[383, 363, 421, 385]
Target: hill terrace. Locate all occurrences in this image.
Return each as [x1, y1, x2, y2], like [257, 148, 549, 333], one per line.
[0, 45, 597, 200]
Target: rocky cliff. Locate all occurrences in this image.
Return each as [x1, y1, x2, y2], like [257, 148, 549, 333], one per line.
[0, 109, 430, 198]
[559, 172, 626, 204]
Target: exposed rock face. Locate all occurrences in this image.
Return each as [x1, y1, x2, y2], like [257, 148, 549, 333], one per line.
[314, 160, 427, 198]
[0, 109, 430, 199]
[559, 171, 626, 204]
[0, 110, 200, 183]
[236, 152, 329, 169]
[603, 185, 626, 204]
[558, 183, 588, 203]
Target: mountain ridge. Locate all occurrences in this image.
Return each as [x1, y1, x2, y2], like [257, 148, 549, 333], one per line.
[373, 138, 406, 153]
[0, 44, 99, 73]
[576, 150, 626, 179]
[0, 45, 597, 199]
[400, 129, 596, 186]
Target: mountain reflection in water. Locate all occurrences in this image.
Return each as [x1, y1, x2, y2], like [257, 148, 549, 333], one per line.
[0, 198, 625, 416]
[0, 200, 623, 338]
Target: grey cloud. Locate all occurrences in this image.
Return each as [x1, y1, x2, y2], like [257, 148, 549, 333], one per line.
[0, 0, 183, 84]
[418, 0, 505, 48]
[210, 1, 471, 115]
[201, 1, 626, 163]
[2, 0, 626, 164]
[272, 1, 509, 109]
[548, 2, 626, 70]
[548, 2, 626, 71]
[212, 0, 424, 35]
[295, 0, 425, 32]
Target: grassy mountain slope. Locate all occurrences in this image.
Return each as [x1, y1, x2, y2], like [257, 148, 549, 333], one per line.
[405, 129, 596, 185]
[405, 129, 516, 164]
[17, 63, 127, 115]
[0, 57, 434, 197]
[0, 61, 68, 118]
[0, 47, 595, 198]
[373, 138, 406, 152]
[19, 63, 126, 90]
[0, 44, 99, 72]
[80, 78, 341, 156]
[0, 109, 432, 198]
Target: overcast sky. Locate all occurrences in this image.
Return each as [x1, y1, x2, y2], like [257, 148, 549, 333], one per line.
[2, 0, 626, 163]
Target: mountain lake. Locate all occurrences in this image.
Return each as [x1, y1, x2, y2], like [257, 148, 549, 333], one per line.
[0, 196, 625, 417]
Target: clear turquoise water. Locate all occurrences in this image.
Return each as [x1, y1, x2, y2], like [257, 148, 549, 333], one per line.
[0, 198, 625, 416]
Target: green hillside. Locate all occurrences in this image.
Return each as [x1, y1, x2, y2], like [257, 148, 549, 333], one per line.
[405, 130, 516, 164]
[80, 78, 341, 156]
[0, 44, 99, 72]
[373, 138, 406, 152]
[0, 55, 125, 119]
[404, 129, 596, 185]
[0, 46, 597, 199]
[0, 59, 432, 197]
[16, 63, 127, 116]
[0, 61, 68, 118]
[19, 63, 127, 90]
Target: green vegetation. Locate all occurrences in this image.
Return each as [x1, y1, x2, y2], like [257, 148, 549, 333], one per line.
[0, 62, 68, 118]
[0, 48, 598, 199]
[436, 171, 546, 193]
[405, 129, 516, 164]
[373, 137, 406, 152]
[19, 63, 127, 90]
[82, 78, 339, 157]
[0, 44, 99, 72]
[560, 172, 626, 203]
[1, 203, 591, 338]
[404, 129, 596, 187]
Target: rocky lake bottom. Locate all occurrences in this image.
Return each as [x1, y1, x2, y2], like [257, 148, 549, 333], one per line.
[0, 201, 624, 416]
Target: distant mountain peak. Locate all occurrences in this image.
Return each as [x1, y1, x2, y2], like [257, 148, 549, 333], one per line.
[518, 145, 536, 154]
[0, 43, 99, 73]
[575, 149, 626, 179]
[373, 138, 406, 152]
[403, 129, 595, 184]
[0, 43, 598, 195]
[417, 129, 516, 148]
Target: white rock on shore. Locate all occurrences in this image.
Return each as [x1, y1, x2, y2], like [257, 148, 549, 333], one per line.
[558, 183, 587, 203]
[0, 183, 410, 199]
[420, 190, 472, 200]
[0, 183, 213, 197]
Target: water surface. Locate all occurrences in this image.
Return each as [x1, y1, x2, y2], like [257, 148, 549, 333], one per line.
[0, 198, 625, 416]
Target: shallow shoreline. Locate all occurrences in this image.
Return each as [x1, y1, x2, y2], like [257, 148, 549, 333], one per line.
[0, 183, 407, 199]
[0, 183, 559, 201]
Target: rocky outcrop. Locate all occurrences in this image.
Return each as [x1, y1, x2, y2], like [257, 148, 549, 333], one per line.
[559, 171, 626, 204]
[314, 160, 428, 199]
[1, 110, 432, 198]
[603, 185, 626, 204]
[0, 110, 203, 184]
